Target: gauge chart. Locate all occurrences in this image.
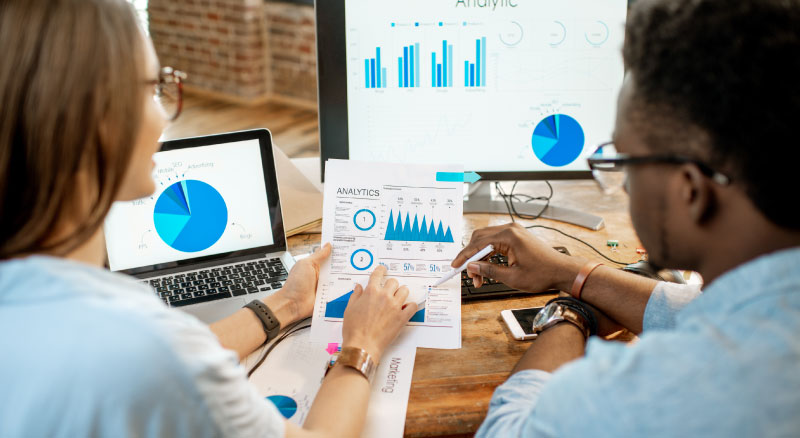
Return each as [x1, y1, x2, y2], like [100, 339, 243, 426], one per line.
[153, 180, 228, 252]
[531, 114, 585, 167]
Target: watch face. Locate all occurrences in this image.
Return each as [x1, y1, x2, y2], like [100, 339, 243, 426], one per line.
[532, 303, 558, 331]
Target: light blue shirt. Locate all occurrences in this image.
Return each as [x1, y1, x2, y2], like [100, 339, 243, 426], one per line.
[0, 256, 284, 437]
[477, 247, 800, 437]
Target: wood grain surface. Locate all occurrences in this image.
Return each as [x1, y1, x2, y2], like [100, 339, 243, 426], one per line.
[287, 180, 642, 437]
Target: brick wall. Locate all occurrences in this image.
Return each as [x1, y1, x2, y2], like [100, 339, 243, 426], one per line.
[147, 0, 317, 104]
[263, 2, 318, 103]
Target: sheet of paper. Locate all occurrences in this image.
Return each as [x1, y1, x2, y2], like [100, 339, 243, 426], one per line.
[361, 342, 417, 438]
[311, 159, 463, 349]
[246, 327, 328, 426]
[247, 329, 417, 438]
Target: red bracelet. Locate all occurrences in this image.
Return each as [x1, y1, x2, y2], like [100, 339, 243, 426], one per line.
[570, 262, 603, 301]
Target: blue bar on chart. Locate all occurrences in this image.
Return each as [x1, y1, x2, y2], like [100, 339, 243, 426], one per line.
[465, 37, 487, 88]
[364, 47, 387, 89]
[431, 40, 454, 88]
[397, 43, 421, 88]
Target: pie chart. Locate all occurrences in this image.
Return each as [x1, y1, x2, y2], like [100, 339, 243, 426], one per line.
[153, 180, 228, 252]
[266, 395, 298, 419]
[531, 114, 585, 167]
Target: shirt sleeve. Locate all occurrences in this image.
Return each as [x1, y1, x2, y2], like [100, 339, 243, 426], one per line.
[475, 370, 554, 438]
[150, 306, 286, 438]
[643, 281, 702, 331]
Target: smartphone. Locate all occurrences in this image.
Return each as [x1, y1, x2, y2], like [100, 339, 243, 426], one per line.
[501, 306, 545, 340]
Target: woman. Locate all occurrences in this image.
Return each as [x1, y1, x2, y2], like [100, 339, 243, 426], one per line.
[0, 0, 417, 436]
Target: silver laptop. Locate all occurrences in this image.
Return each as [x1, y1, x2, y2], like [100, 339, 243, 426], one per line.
[104, 129, 295, 323]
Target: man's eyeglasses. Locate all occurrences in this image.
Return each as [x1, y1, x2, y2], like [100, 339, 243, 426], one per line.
[145, 67, 187, 121]
[587, 141, 731, 194]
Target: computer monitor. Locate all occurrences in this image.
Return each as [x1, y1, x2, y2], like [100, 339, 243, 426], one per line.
[316, 0, 627, 229]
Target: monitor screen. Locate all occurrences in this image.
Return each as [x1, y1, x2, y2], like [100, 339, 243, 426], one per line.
[318, 0, 627, 180]
[104, 140, 275, 272]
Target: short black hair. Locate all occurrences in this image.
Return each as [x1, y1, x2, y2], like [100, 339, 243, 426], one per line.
[623, 0, 800, 230]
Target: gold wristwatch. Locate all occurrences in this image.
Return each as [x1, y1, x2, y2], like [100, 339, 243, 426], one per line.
[326, 347, 378, 382]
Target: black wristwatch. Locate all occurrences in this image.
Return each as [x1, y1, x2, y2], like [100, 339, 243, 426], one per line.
[244, 300, 281, 342]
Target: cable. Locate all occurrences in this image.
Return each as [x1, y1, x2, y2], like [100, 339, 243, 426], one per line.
[525, 224, 632, 265]
[494, 181, 633, 266]
[247, 317, 312, 378]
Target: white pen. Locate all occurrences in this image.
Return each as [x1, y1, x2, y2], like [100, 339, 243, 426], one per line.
[431, 244, 494, 287]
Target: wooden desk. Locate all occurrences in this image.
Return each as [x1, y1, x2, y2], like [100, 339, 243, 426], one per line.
[287, 180, 642, 437]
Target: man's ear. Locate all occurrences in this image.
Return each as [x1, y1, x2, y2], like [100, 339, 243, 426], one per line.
[679, 164, 716, 225]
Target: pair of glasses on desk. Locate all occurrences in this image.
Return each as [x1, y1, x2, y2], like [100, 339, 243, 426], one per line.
[587, 141, 731, 194]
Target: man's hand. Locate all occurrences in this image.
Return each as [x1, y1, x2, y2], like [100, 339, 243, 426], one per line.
[453, 223, 585, 292]
[278, 243, 332, 322]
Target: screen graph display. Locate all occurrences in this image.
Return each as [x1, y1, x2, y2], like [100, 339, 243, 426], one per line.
[344, 0, 626, 173]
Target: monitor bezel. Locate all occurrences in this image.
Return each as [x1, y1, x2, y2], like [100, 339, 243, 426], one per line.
[314, 0, 595, 182]
[108, 129, 288, 276]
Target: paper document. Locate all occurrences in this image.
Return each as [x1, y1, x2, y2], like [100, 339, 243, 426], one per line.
[247, 328, 417, 438]
[311, 160, 463, 349]
[247, 327, 328, 426]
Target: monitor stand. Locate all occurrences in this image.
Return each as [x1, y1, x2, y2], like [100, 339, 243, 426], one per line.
[463, 182, 605, 230]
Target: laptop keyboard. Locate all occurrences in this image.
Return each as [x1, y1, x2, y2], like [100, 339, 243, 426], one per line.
[141, 258, 288, 308]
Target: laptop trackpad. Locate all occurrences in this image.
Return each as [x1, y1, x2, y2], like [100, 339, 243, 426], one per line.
[180, 297, 248, 324]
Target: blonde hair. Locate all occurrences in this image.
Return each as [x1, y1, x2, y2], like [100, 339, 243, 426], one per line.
[0, 0, 146, 258]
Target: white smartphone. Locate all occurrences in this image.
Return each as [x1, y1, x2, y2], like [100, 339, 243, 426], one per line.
[501, 306, 545, 341]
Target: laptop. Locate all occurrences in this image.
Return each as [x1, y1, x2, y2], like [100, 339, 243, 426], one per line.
[104, 129, 295, 323]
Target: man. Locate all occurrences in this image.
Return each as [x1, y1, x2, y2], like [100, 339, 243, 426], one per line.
[454, 0, 800, 435]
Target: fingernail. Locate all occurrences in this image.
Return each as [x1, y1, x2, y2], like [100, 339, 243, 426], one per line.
[467, 263, 480, 274]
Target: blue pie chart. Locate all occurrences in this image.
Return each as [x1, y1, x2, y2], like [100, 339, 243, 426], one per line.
[153, 180, 228, 252]
[266, 395, 298, 419]
[531, 114, 585, 167]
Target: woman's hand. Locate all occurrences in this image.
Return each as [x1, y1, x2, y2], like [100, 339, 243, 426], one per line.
[341, 266, 418, 363]
[278, 243, 332, 322]
[453, 223, 586, 292]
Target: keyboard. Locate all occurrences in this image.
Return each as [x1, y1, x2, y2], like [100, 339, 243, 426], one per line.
[461, 247, 570, 301]
[142, 257, 288, 308]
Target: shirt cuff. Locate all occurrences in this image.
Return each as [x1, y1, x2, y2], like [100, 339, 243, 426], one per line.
[643, 281, 702, 331]
[475, 369, 553, 438]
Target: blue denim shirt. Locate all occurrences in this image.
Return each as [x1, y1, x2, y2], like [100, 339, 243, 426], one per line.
[477, 247, 800, 437]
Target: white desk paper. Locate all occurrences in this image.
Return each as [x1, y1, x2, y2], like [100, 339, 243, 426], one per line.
[311, 160, 463, 349]
[247, 329, 417, 438]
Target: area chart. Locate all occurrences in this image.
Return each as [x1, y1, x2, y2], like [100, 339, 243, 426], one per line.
[384, 210, 454, 243]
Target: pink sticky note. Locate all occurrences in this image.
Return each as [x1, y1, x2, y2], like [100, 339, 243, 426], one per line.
[326, 343, 340, 355]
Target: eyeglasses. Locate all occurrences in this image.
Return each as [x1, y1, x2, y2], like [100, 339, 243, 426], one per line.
[145, 67, 187, 121]
[587, 141, 731, 194]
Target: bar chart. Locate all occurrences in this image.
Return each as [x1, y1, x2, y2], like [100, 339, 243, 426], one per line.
[464, 37, 487, 88]
[397, 43, 421, 88]
[431, 40, 454, 88]
[364, 47, 387, 89]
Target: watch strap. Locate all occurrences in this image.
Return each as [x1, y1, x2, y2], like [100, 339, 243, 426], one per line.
[244, 300, 281, 342]
[333, 347, 377, 382]
[543, 296, 599, 337]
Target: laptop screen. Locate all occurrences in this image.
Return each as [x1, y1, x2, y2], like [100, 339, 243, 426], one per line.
[104, 138, 275, 272]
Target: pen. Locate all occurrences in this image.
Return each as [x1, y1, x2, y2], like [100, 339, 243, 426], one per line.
[431, 244, 494, 287]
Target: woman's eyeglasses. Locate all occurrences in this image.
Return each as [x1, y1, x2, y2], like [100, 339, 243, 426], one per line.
[145, 67, 187, 121]
[587, 141, 731, 194]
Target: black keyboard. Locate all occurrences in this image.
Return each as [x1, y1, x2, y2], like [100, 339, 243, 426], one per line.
[461, 247, 570, 301]
[141, 257, 288, 308]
